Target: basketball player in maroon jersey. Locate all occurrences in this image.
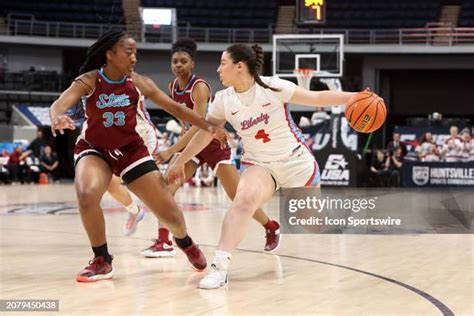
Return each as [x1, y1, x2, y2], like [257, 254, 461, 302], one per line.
[140, 39, 281, 258]
[49, 30, 225, 282]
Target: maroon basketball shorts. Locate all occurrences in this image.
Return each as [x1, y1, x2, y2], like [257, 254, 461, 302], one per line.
[194, 139, 232, 170]
[74, 138, 158, 184]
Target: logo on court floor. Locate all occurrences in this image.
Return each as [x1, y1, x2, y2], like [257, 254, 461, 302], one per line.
[412, 166, 430, 186]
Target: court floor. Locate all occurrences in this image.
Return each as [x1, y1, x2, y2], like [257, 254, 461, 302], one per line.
[0, 183, 472, 315]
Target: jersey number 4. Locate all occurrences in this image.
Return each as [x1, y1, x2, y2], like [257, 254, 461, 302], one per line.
[103, 111, 125, 128]
[254, 129, 271, 143]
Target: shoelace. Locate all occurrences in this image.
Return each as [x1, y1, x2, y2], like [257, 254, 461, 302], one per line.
[86, 257, 103, 270]
[86, 255, 113, 269]
[266, 229, 276, 237]
[86, 261, 98, 270]
[187, 245, 201, 258]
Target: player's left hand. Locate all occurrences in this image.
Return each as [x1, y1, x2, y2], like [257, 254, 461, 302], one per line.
[51, 114, 75, 137]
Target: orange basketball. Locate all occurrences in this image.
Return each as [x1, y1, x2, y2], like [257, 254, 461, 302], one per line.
[344, 91, 386, 133]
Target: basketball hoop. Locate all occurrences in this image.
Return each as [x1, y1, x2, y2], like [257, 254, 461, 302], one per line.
[293, 68, 314, 90]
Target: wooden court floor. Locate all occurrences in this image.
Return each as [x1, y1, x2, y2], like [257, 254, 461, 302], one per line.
[0, 183, 472, 315]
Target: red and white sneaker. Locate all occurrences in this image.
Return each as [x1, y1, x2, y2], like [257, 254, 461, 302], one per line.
[123, 206, 145, 236]
[76, 256, 113, 282]
[140, 239, 176, 258]
[264, 220, 281, 252]
[174, 238, 207, 271]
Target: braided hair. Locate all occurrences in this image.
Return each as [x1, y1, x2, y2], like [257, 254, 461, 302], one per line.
[225, 44, 280, 92]
[71, 30, 129, 120]
[78, 29, 129, 75]
[171, 38, 197, 60]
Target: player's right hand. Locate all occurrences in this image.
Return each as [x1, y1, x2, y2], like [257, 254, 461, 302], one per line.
[209, 126, 229, 149]
[51, 114, 75, 137]
[167, 162, 185, 185]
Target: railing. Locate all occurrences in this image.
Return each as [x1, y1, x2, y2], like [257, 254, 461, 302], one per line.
[4, 18, 474, 45]
[306, 27, 474, 45]
[7, 18, 126, 39]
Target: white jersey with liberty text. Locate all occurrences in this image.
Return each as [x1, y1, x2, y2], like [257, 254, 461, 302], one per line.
[208, 76, 305, 163]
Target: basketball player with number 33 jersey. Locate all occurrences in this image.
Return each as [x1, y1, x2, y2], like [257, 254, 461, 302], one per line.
[49, 30, 227, 283]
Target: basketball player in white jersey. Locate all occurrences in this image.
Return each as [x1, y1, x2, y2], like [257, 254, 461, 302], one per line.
[167, 44, 368, 289]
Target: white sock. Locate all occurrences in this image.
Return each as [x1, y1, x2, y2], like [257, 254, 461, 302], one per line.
[125, 202, 140, 215]
[214, 250, 232, 270]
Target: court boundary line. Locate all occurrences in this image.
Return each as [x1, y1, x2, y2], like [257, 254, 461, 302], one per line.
[236, 247, 454, 316]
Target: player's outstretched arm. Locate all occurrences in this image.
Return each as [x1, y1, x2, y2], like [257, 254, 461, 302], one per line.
[159, 82, 211, 160]
[134, 74, 217, 133]
[49, 72, 94, 136]
[289, 86, 357, 108]
[167, 115, 226, 184]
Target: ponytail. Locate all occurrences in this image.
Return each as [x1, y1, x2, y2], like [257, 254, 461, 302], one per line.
[250, 44, 280, 92]
[226, 44, 280, 92]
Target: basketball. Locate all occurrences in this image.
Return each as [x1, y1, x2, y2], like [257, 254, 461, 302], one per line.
[344, 91, 386, 133]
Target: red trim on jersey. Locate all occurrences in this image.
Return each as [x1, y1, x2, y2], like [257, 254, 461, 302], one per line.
[240, 161, 254, 166]
[283, 103, 310, 151]
[304, 161, 318, 186]
[444, 136, 463, 144]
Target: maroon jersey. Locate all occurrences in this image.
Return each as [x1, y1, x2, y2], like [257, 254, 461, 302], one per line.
[80, 70, 142, 150]
[170, 74, 212, 131]
[170, 75, 231, 169]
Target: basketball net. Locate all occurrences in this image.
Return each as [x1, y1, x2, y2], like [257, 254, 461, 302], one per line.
[293, 68, 314, 90]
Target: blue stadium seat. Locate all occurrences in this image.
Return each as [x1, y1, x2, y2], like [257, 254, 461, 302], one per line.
[3, 0, 125, 25]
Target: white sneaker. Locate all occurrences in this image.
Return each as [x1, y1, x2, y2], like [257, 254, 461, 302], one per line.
[123, 206, 145, 236]
[199, 263, 228, 289]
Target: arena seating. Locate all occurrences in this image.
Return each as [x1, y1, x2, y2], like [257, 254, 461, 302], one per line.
[322, 0, 442, 29]
[142, 0, 277, 28]
[459, 0, 474, 26]
[2, 0, 124, 24]
[0, 0, 452, 30]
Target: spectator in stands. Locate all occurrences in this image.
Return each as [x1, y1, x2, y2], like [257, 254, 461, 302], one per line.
[6, 145, 30, 183]
[228, 132, 243, 169]
[25, 129, 47, 159]
[423, 144, 441, 162]
[311, 107, 330, 127]
[39, 144, 59, 181]
[370, 150, 389, 186]
[192, 163, 215, 187]
[298, 116, 311, 128]
[0, 154, 9, 184]
[442, 126, 463, 162]
[385, 147, 403, 187]
[460, 128, 472, 162]
[416, 132, 439, 161]
[386, 132, 407, 158]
